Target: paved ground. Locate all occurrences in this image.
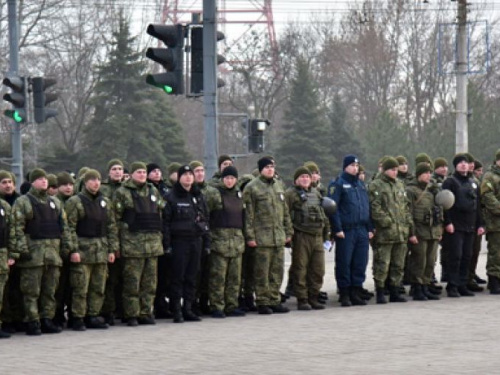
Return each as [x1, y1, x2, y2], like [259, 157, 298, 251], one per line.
[2, 246, 500, 375]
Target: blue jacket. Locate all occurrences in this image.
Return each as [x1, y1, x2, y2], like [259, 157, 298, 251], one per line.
[327, 172, 372, 233]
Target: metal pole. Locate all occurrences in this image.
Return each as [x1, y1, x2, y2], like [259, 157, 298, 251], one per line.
[202, 0, 218, 179]
[456, 0, 468, 153]
[7, 0, 23, 188]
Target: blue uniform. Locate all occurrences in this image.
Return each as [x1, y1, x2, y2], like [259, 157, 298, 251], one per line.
[328, 172, 372, 288]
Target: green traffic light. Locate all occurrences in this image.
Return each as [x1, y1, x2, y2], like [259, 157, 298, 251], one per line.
[4, 109, 24, 123]
[163, 85, 173, 94]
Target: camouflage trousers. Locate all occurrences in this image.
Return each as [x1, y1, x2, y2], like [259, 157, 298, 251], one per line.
[240, 246, 256, 298]
[408, 239, 438, 285]
[101, 257, 124, 317]
[0, 273, 7, 325]
[208, 252, 242, 313]
[291, 231, 324, 300]
[486, 232, 500, 278]
[70, 263, 108, 318]
[122, 257, 158, 319]
[253, 246, 284, 307]
[373, 242, 407, 289]
[0, 265, 24, 324]
[20, 265, 60, 322]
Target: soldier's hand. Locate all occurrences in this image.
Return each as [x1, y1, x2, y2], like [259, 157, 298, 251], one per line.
[445, 224, 454, 234]
[20, 252, 32, 261]
[409, 236, 418, 245]
[7, 258, 15, 266]
[477, 227, 485, 236]
[108, 253, 115, 264]
[70, 253, 81, 263]
[335, 231, 345, 239]
[247, 240, 257, 248]
[368, 232, 374, 240]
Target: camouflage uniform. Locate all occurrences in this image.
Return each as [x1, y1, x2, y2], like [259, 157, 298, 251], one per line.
[243, 175, 293, 308]
[369, 174, 413, 290]
[0, 198, 16, 330]
[65, 188, 118, 319]
[114, 179, 164, 319]
[13, 187, 72, 323]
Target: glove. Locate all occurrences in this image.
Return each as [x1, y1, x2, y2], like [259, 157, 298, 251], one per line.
[323, 241, 333, 252]
[20, 252, 33, 261]
[164, 247, 173, 257]
[204, 248, 211, 255]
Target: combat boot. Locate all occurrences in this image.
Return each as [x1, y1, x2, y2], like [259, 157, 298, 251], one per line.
[154, 296, 173, 319]
[446, 285, 460, 298]
[376, 288, 387, 304]
[40, 318, 62, 334]
[428, 283, 442, 295]
[172, 299, 184, 323]
[359, 287, 374, 301]
[183, 301, 202, 322]
[350, 287, 367, 306]
[270, 304, 290, 313]
[26, 321, 42, 336]
[339, 288, 352, 307]
[127, 318, 138, 327]
[101, 313, 115, 326]
[244, 295, 258, 312]
[412, 284, 428, 301]
[297, 299, 312, 311]
[457, 285, 475, 297]
[72, 318, 87, 331]
[422, 285, 440, 300]
[258, 305, 273, 315]
[489, 275, 500, 295]
[308, 298, 325, 310]
[389, 286, 407, 303]
[466, 281, 484, 292]
[137, 316, 156, 325]
[1, 323, 16, 334]
[86, 316, 109, 329]
[0, 330, 10, 339]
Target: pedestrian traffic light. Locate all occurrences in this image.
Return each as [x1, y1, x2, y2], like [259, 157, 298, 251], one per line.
[146, 23, 185, 95]
[248, 119, 270, 153]
[190, 26, 226, 95]
[2, 76, 27, 123]
[32, 77, 58, 124]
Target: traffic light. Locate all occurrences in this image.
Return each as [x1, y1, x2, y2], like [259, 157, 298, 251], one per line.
[32, 77, 58, 124]
[190, 26, 226, 95]
[248, 119, 270, 153]
[2, 76, 27, 123]
[146, 23, 185, 95]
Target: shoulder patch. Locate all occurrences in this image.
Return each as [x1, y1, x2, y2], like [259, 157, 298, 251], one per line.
[329, 186, 335, 196]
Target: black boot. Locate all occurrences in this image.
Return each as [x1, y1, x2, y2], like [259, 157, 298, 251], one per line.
[422, 285, 440, 300]
[26, 321, 42, 336]
[244, 295, 258, 312]
[359, 287, 374, 301]
[376, 288, 387, 304]
[389, 286, 407, 303]
[72, 318, 87, 331]
[0, 330, 10, 339]
[457, 285, 475, 297]
[40, 318, 62, 334]
[489, 275, 500, 295]
[183, 301, 202, 322]
[446, 285, 460, 298]
[412, 284, 428, 301]
[154, 296, 173, 319]
[349, 287, 367, 306]
[172, 299, 184, 323]
[86, 316, 109, 329]
[339, 288, 351, 307]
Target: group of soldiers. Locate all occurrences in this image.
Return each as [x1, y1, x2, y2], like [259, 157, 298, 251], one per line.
[1, 148, 500, 339]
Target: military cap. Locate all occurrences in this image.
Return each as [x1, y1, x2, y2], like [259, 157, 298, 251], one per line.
[258, 157, 274, 172]
[0, 170, 12, 182]
[57, 172, 75, 187]
[415, 153, 432, 166]
[378, 155, 391, 165]
[222, 166, 238, 179]
[382, 157, 399, 171]
[29, 168, 48, 183]
[107, 158, 124, 171]
[218, 154, 233, 168]
[189, 160, 204, 170]
[177, 165, 194, 179]
[293, 166, 312, 182]
[463, 152, 475, 162]
[474, 160, 483, 170]
[452, 153, 468, 168]
[304, 161, 320, 174]
[84, 169, 101, 182]
[167, 162, 182, 176]
[130, 162, 147, 174]
[433, 157, 448, 169]
[146, 163, 161, 175]
[396, 155, 408, 165]
[47, 174, 58, 188]
[78, 167, 90, 178]
[415, 162, 432, 177]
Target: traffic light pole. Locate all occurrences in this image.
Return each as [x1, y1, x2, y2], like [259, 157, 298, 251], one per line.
[202, 0, 219, 179]
[7, 0, 23, 187]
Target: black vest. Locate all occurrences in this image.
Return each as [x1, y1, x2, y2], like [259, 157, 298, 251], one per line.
[450, 175, 477, 213]
[24, 194, 62, 239]
[76, 194, 108, 238]
[0, 206, 7, 248]
[122, 187, 161, 233]
[210, 189, 244, 229]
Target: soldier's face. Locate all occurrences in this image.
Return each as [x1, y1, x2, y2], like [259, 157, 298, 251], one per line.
[295, 174, 311, 189]
[384, 167, 398, 180]
[131, 169, 147, 184]
[32, 177, 48, 191]
[169, 172, 178, 183]
[261, 164, 275, 179]
[435, 166, 448, 176]
[358, 171, 365, 182]
[0, 178, 14, 195]
[48, 186, 58, 196]
[223, 176, 237, 189]
[148, 168, 162, 183]
[220, 160, 233, 171]
[473, 167, 483, 179]
[468, 162, 475, 172]
[456, 160, 469, 174]
[85, 177, 101, 194]
[193, 166, 205, 183]
[58, 183, 74, 197]
[109, 165, 124, 182]
[311, 171, 320, 183]
[398, 164, 408, 173]
[418, 171, 431, 184]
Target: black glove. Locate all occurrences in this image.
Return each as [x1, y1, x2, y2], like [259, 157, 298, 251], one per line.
[20, 252, 32, 261]
[164, 247, 173, 257]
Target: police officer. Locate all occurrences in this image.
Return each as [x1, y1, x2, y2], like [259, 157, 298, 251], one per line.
[65, 170, 118, 330]
[163, 165, 210, 323]
[329, 155, 373, 307]
[442, 154, 485, 297]
[243, 157, 293, 314]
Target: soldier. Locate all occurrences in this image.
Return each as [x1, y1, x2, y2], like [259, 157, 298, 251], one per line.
[358, 165, 366, 182]
[0, 171, 16, 338]
[442, 154, 485, 297]
[396, 155, 413, 185]
[406, 163, 443, 301]
[13, 168, 72, 335]
[286, 166, 329, 310]
[369, 157, 414, 304]
[100, 159, 124, 199]
[480, 150, 500, 294]
[208, 166, 246, 318]
[163, 165, 210, 323]
[243, 156, 293, 314]
[433, 157, 449, 283]
[46, 174, 59, 197]
[147, 163, 170, 198]
[165, 162, 182, 191]
[74, 167, 90, 193]
[328, 155, 373, 307]
[209, 154, 233, 187]
[56, 172, 75, 204]
[114, 162, 164, 326]
[304, 161, 327, 197]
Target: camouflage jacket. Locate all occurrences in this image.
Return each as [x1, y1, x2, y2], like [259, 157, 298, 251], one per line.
[481, 164, 500, 232]
[243, 175, 293, 247]
[100, 179, 122, 199]
[369, 174, 413, 244]
[56, 192, 73, 206]
[113, 179, 164, 258]
[0, 198, 16, 274]
[311, 181, 327, 197]
[13, 187, 73, 268]
[198, 181, 222, 213]
[406, 180, 443, 240]
[65, 188, 118, 264]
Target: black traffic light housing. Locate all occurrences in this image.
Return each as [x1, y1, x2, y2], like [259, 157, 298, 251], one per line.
[2, 76, 27, 123]
[248, 119, 271, 153]
[32, 77, 58, 124]
[146, 24, 185, 95]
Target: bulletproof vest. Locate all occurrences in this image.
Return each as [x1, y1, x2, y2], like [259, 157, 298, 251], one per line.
[450, 175, 477, 213]
[412, 187, 441, 226]
[210, 189, 244, 229]
[0, 207, 7, 248]
[76, 194, 108, 238]
[122, 187, 161, 233]
[24, 194, 62, 239]
[292, 189, 324, 229]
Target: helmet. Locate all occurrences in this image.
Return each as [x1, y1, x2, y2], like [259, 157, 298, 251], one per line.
[321, 197, 337, 216]
[435, 189, 455, 210]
